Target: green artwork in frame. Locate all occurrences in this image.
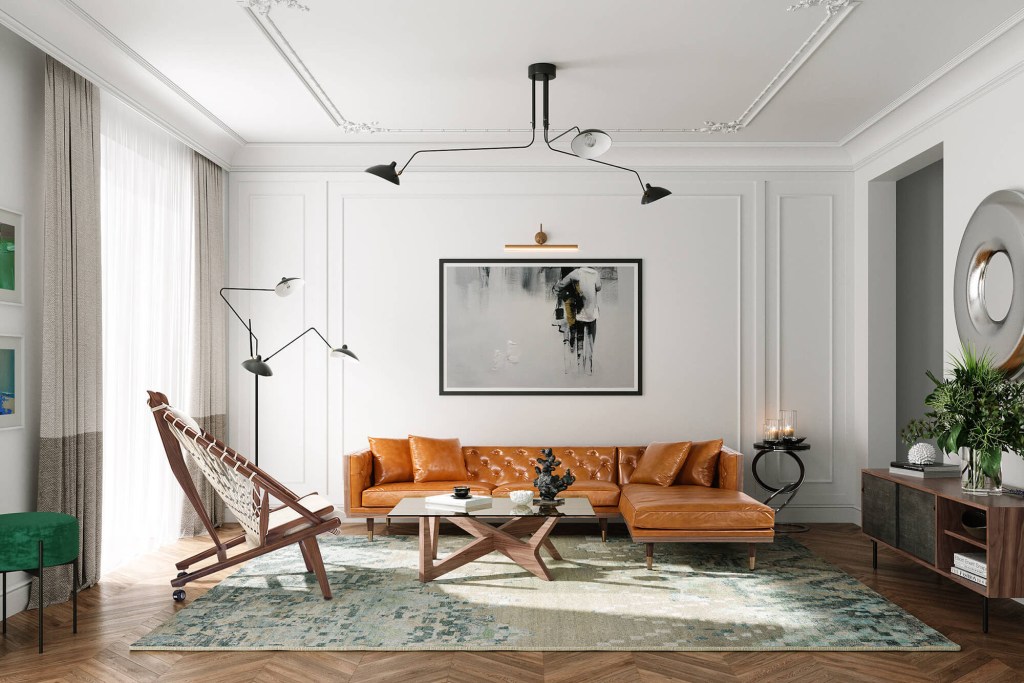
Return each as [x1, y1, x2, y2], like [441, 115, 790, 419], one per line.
[0, 335, 21, 429]
[0, 207, 21, 305]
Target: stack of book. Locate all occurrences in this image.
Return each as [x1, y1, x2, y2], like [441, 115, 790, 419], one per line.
[889, 461, 960, 478]
[423, 493, 492, 512]
[951, 552, 987, 587]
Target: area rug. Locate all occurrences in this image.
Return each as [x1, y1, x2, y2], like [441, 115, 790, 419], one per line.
[131, 534, 958, 651]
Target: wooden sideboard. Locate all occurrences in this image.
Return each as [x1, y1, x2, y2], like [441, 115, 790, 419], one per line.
[861, 469, 1024, 632]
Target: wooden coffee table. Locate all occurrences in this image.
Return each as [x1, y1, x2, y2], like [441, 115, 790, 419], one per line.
[387, 497, 595, 582]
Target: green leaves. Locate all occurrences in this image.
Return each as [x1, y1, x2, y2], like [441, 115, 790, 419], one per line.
[900, 343, 1024, 466]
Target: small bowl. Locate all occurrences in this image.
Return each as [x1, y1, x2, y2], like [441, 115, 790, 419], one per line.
[452, 485, 471, 499]
[781, 436, 807, 444]
[509, 490, 534, 506]
[961, 509, 987, 541]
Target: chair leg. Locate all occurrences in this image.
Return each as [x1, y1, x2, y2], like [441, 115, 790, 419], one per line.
[302, 538, 333, 601]
[298, 541, 314, 573]
[646, 543, 654, 570]
[72, 558, 78, 635]
[37, 540, 43, 654]
[748, 544, 756, 571]
[599, 518, 608, 542]
[367, 518, 374, 542]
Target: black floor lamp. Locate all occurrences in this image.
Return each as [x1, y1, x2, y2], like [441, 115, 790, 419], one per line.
[221, 277, 358, 466]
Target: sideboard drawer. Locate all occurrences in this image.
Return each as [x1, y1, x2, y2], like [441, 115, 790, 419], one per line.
[862, 473, 897, 546]
[898, 485, 936, 563]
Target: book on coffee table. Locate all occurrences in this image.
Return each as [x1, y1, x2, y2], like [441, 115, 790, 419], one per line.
[423, 494, 493, 511]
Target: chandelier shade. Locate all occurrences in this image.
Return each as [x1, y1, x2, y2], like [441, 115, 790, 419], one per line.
[570, 129, 612, 159]
[641, 184, 672, 205]
[366, 161, 400, 185]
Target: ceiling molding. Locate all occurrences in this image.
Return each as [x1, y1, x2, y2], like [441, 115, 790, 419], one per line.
[228, 163, 855, 174]
[839, 7, 1024, 147]
[58, 0, 247, 145]
[0, 6, 234, 168]
[240, 0, 859, 136]
[241, 3, 384, 133]
[851, 57, 1024, 171]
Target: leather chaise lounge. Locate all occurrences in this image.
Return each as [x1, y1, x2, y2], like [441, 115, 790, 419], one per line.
[344, 437, 775, 569]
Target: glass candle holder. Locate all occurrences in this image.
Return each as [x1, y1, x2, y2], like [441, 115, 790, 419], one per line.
[763, 418, 782, 443]
[779, 410, 797, 439]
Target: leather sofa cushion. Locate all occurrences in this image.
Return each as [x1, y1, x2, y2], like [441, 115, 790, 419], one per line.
[464, 447, 616, 485]
[620, 484, 774, 531]
[492, 480, 620, 508]
[676, 439, 723, 487]
[629, 441, 691, 486]
[368, 437, 414, 485]
[362, 481, 494, 507]
[409, 435, 468, 482]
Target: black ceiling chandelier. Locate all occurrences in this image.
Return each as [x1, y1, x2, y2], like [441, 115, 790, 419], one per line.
[366, 63, 671, 205]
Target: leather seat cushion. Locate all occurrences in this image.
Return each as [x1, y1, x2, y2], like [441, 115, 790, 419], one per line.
[620, 484, 774, 531]
[492, 481, 620, 507]
[362, 481, 494, 507]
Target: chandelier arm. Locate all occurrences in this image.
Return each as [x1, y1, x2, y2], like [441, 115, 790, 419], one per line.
[543, 138, 647, 192]
[546, 126, 581, 145]
[397, 79, 539, 176]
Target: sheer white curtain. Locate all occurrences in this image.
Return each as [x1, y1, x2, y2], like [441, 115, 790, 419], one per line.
[100, 92, 195, 572]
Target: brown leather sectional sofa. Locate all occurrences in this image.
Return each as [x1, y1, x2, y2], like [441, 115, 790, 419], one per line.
[344, 442, 775, 569]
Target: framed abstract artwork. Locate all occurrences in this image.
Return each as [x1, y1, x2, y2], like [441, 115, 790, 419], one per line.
[0, 334, 22, 429]
[440, 259, 642, 395]
[0, 208, 21, 306]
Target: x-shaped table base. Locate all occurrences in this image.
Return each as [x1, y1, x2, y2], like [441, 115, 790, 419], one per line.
[417, 515, 563, 582]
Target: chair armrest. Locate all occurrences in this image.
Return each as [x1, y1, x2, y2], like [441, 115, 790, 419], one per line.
[344, 448, 373, 515]
[718, 448, 743, 491]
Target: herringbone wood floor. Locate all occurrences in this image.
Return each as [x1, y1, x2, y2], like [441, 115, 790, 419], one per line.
[1, 523, 1022, 682]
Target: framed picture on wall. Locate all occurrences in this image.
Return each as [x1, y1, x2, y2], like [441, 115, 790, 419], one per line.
[0, 208, 21, 306]
[440, 259, 642, 395]
[0, 334, 23, 429]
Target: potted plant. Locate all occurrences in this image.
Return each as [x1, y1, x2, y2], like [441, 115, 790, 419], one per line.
[901, 344, 1024, 495]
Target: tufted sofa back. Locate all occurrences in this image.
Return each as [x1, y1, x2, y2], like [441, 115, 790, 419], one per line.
[462, 447, 618, 486]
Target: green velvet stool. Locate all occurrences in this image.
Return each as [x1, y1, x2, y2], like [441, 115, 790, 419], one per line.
[0, 512, 79, 653]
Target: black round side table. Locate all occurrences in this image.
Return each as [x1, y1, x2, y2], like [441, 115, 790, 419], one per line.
[752, 441, 811, 534]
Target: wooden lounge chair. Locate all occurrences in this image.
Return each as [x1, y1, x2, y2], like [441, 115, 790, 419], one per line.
[147, 390, 341, 601]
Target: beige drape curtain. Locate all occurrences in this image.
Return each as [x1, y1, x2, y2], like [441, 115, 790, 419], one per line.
[36, 56, 103, 604]
[180, 152, 227, 535]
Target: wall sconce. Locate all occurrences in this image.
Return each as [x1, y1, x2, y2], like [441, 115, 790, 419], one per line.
[504, 224, 578, 252]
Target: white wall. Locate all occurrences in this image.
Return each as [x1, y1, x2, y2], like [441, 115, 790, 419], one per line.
[853, 28, 1024, 484]
[0, 23, 44, 620]
[228, 169, 856, 523]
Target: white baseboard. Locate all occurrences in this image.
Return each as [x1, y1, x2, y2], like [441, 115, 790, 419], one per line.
[2, 571, 31, 620]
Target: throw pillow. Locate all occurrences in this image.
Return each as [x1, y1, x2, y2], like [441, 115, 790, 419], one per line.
[368, 437, 414, 485]
[409, 435, 468, 482]
[676, 439, 724, 487]
[629, 441, 692, 486]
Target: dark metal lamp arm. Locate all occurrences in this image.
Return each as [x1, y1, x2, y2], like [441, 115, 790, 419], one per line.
[264, 326, 333, 363]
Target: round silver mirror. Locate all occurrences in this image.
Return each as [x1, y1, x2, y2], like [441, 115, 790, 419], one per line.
[954, 190, 1024, 377]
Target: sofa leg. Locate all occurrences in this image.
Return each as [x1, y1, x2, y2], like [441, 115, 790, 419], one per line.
[367, 518, 374, 542]
[646, 543, 654, 570]
[748, 544, 756, 571]
[599, 518, 608, 542]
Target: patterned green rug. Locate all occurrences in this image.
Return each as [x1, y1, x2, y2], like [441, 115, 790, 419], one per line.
[132, 534, 958, 651]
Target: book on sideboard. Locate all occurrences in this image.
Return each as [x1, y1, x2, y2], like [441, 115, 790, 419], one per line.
[951, 566, 987, 587]
[953, 552, 987, 577]
[888, 465, 960, 478]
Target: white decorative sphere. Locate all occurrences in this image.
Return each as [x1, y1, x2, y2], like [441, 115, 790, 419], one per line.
[908, 442, 937, 465]
[509, 490, 534, 506]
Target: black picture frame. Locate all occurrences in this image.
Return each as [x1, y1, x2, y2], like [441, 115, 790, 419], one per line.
[439, 258, 643, 395]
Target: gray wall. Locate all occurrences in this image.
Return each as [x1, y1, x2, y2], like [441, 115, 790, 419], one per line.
[0, 23, 45, 618]
[895, 160, 944, 452]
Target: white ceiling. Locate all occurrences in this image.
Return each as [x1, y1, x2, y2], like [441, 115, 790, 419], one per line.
[1, 0, 1023, 154]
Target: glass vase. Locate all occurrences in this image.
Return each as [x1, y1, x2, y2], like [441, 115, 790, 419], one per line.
[961, 448, 1003, 495]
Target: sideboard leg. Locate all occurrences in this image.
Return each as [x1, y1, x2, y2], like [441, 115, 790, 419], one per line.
[983, 596, 989, 633]
[872, 540, 877, 570]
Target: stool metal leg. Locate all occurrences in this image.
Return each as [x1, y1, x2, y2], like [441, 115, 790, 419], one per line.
[3, 571, 6, 635]
[72, 557, 78, 634]
[37, 540, 43, 653]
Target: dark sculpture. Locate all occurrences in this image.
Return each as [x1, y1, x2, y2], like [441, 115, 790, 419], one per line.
[533, 448, 576, 503]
